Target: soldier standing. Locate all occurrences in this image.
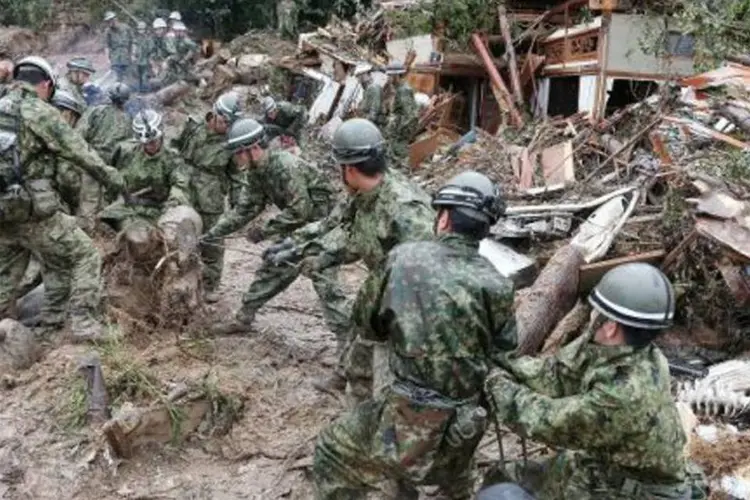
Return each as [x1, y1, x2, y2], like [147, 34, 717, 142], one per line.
[205, 117, 350, 339]
[104, 11, 133, 82]
[60, 57, 95, 106]
[270, 118, 435, 401]
[150, 18, 170, 78]
[166, 11, 182, 39]
[260, 96, 307, 148]
[99, 109, 191, 230]
[384, 60, 418, 166]
[276, 0, 299, 40]
[175, 92, 243, 303]
[161, 21, 198, 86]
[52, 89, 87, 215]
[313, 171, 514, 500]
[484, 263, 701, 499]
[357, 70, 385, 129]
[0, 57, 124, 341]
[132, 21, 152, 93]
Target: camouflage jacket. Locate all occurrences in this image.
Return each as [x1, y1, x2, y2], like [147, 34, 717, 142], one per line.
[77, 104, 132, 164]
[151, 35, 170, 62]
[389, 82, 418, 140]
[177, 119, 241, 215]
[299, 170, 435, 272]
[486, 331, 689, 498]
[105, 23, 133, 66]
[58, 76, 86, 109]
[105, 140, 191, 221]
[263, 101, 307, 142]
[208, 150, 335, 240]
[0, 82, 122, 217]
[166, 37, 198, 73]
[132, 33, 153, 66]
[357, 233, 516, 401]
[359, 84, 385, 128]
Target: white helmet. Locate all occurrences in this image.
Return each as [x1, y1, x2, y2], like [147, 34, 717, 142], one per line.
[137, 21, 146, 31]
[169, 11, 182, 21]
[152, 18, 167, 29]
[172, 21, 187, 32]
[132, 109, 163, 143]
[104, 11, 116, 21]
[261, 96, 277, 115]
[14, 56, 58, 98]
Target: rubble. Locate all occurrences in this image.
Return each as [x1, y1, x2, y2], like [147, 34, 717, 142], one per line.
[0, 319, 40, 372]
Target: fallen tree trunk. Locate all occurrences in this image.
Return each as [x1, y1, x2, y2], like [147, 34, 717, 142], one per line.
[155, 81, 192, 106]
[514, 245, 585, 355]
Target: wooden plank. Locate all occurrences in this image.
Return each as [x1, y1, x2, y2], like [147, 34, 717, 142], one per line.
[540, 140, 576, 185]
[408, 128, 460, 169]
[695, 217, 750, 260]
[498, 6, 524, 106]
[579, 250, 666, 293]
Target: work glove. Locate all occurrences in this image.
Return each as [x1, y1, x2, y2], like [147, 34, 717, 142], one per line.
[262, 237, 295, 262]
[484, 367, 519, 421]
[246, 226, 265, 244]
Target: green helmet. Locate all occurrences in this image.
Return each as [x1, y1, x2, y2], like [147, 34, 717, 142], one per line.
[261, 96, 277, 115]
[331, 118, 384, 165]
[52, 88, 85, 116]
[432, 171, 505, 225]
[133, 109, 163, 143]
[588, 263, 675, 330]
[213, 91, 242, 123]
[67, 57, 95, 74]
[108, 82, 131, 104]
[13, 56, 58, 98]
[225, 117, 264, 151]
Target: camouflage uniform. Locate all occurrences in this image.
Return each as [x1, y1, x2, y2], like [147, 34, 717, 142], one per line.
[359, 83, 386, 129]
[207, 150, 350, 337]
[263, 101, 307, 146]
[132, 31, 153, 92]
[177, 118, 240, 294]
[0, 82, 123, 330]
[387, 82, 418, 164]
[313, 233, 517, 499]
[484, 328, 691, 499]
[276, 0, 299, 40]
[298, 170, 435, 398]
[162, 37, 198, 86]
[75, 103, 132, 215]
[58, 77, 86, 109]
[99, 140, 191, 229]
[105, 22, 133, 81]
[150, 34, 170, 70]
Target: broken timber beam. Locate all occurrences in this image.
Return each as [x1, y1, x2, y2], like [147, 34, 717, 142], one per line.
[498, 6, 524, 107]
[579, 250, 666, 293]
[470, 33, 523, 127]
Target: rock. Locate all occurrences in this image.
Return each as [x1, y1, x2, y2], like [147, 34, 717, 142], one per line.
[16, 284, 44, 325]
[0, 318, 40, 371]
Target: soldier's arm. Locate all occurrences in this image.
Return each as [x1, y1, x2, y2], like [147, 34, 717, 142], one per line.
[292, 196, 347, 243]
[180, 40, 198, 65]
[351, 263, 389, 342]
[26, 104, 122, 192]
[167, 154, 192, 206]
[262, 167, 315, 239]
[206, 174, 266, 239]
[485, 372, 629, 450]
[366, 89, 382, 123]
[286, 104, 307, 140]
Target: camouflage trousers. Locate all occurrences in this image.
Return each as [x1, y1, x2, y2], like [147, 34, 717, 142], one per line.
[238, 259, 350, 340]
[199, 212, 224, 294]
[313, 387, 480, 500]
[0, 211, 102, 327]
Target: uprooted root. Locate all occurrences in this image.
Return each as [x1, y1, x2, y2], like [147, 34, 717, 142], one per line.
[691, 434, 750, 480]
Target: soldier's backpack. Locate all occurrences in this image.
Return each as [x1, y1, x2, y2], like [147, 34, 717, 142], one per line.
[0, 94, 31, 223]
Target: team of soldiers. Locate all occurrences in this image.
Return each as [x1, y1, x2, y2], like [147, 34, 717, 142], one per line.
[0, 40, 707, 498]
[103, 10, 198, 91]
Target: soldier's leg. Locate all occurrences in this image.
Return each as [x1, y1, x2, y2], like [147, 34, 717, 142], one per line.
[429, 433, 485, 500]
[313, 399, 384, 500]
[0, 243, 31, 319]
[199, 213, 224, 300]
[239, 260, 298, 316]
[30, 213, 104, 340]
[343, 336, 373, 406]
[310, 266, 351, 345]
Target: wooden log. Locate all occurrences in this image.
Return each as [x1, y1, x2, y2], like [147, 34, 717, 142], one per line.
[514, 245, 585, 355]
[154, 81, 192, 106]
[541, 300, 592, 354]
[158, 205, 203, 265]
[579, 250, 666, 293]
[716, 102, 750, 135]
[498, 6, 524, 106]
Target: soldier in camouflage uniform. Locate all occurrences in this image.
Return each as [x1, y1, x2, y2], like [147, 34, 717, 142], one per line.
[384, 61, 417, 166]
[132, 21, 152, 93]
[206, 117, 350, 339]
[150, 18, 170, 78]
[75, 83, 132, 216]
[0, 57, 124, 341]
[175, 92, 243, 302]
[270, 118, 435, 400]
[484, 263, 700, 499]
[261, 96, 307, 148]
[52, 89, 87, 215]
[276, 0, 299, 40]
[60, 57, 95, 107]
[99, 109, 191, 231]
[104, 11, 133, 82]
[357, 70, 385, 129]
[160, 21, 198, 86]
[313, 171, 514, 500]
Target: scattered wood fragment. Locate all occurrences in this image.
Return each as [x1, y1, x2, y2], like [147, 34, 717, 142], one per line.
[579, 250, 666, 293]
